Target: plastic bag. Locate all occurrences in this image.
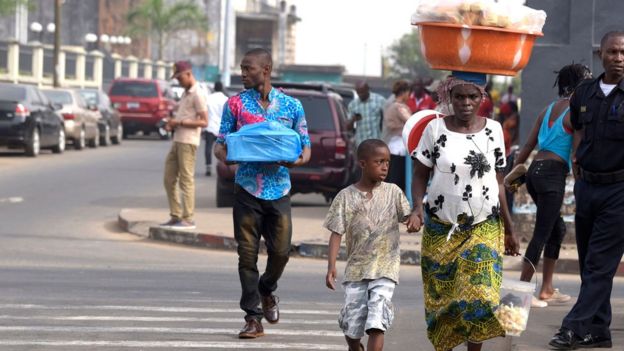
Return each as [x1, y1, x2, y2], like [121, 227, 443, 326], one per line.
[411, 0, 546, 33]
[495, 278, 534, 336]
[226, 121, 302, 163]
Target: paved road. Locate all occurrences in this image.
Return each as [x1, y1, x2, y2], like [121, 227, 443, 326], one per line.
[0, 138, 622, 350]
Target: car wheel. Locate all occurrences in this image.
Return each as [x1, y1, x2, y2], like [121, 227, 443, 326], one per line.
[216, 176, 235, 208]
[51, 128, 65, 154]
[75, 128, 86, 150]
[88, 127, 100, 148]
[111, 124, 122, 145]
[100, 124, 111, 147]
[25, 127, 40, 157]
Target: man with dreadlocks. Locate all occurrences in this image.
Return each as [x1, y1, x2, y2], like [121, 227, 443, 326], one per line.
[405, 73, 520, 351]
[509, 64, 592, 308]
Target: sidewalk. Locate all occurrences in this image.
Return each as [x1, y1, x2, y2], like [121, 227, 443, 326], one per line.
[117, 207, 624, 276]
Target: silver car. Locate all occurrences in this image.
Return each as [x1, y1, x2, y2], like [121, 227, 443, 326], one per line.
[42, 88, 101, 149]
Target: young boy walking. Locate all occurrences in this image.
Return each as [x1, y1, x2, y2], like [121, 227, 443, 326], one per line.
[324, 139, 411, 351]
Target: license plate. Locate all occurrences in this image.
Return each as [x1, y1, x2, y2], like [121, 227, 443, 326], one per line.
[127, 102, 140, 109]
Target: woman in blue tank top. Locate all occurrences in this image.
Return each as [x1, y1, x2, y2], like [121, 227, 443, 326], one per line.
[510, 64, 592, 307]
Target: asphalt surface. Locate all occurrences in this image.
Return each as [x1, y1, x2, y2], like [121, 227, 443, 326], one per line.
[0, 138, 622, 351]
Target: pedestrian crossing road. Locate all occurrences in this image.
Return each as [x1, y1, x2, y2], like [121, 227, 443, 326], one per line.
[0, 300, 348, 350]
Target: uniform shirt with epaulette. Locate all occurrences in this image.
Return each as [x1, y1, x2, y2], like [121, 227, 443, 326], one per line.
[570, 74, 624, 173]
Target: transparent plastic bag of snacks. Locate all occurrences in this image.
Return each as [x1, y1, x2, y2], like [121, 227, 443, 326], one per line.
[226, 121, 302, 163]
[495, 256, 536, 337]
[411, 0, 464, 24]
[412, 0, 546, 33]
[497, 0, 546, 33]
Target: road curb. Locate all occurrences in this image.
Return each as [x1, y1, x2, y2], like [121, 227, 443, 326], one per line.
[117, 211, 623, 276]
[296, 242, 421, 265]
[117, 212, 152, 238]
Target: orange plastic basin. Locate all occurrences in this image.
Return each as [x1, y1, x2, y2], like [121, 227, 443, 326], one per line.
[415, 22, 543, 76]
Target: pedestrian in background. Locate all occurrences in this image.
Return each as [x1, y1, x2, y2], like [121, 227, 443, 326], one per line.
[498, 101, 520, 212]
[407, 75, 520, 351]
[161, 61, 208, 230]
[477, 81, 494, 118]
[214, 48, 311, 339]
[325, 139, 411, 351]
[347, 82, 386, 146]
[202, 81, 228, 176]
[407, 77, 437, 113]
[549, 31, 624, 351]
[500, 85, 518, 105]
[509, 64, 592, 308]
[382, 79, 412, 191]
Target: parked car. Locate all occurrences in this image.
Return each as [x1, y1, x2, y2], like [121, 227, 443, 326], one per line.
[42, 88, 101, 149]
[216, 83, 357, 207]
[108, 78, 176, 139]
[0, 83, 65, 156]
[79, 89, 123, 145]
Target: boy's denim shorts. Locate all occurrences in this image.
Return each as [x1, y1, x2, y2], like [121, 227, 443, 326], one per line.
[338, 278, 396, 339]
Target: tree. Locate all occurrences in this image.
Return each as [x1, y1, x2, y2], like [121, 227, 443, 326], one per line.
[126, 0, 208, 61]
[387, 29, 445, 80]
[0, 0, 33, 17]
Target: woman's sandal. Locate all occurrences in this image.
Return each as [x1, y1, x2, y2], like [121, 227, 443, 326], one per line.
[541, 289, 571, 304]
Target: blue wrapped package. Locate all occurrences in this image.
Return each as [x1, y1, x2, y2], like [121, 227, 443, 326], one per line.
[226, 121, 302, 162]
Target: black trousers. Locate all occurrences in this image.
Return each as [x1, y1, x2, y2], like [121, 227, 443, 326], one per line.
[203, 131, 216, 166]
[233, 185, 292, 321]
[562, 179, 624, 340]
[387, 154, 406, 192]
[524, 159, 568, 266]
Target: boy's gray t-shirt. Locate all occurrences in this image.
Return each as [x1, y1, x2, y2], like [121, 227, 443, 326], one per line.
[323, 182, 411, 284]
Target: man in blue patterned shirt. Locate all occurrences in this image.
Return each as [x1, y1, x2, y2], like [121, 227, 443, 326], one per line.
[214, 48, 311, 339]
[347, 82, 387, 146]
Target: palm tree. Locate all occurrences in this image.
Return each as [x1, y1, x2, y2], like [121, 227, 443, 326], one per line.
[126, 0, 208, 61]
[0, 0, 33, 17]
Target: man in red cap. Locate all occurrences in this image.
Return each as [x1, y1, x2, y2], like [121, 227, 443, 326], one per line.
[161, 61, 208, 229]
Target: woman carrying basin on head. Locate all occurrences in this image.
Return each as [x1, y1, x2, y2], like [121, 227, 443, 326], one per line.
[405, 73, 520, 351]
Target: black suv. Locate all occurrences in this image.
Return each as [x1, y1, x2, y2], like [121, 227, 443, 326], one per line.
[216, 83, 358, 207]
[0, 83, 65, 156]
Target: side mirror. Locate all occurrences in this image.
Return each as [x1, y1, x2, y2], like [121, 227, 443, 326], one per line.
[88, 104, 98, 111]
[51, 103, 63, 111]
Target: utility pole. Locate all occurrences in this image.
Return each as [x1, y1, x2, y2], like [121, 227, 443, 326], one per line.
[53, 0, 61, 87]
[221, 0, 232, 87]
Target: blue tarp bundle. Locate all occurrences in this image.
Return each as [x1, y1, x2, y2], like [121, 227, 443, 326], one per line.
[226, 121, 302, 163]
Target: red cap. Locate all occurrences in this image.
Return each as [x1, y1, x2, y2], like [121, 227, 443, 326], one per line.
[171, 61, 192, 79]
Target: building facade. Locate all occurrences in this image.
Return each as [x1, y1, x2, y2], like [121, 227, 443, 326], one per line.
[0, 0, 149, 58]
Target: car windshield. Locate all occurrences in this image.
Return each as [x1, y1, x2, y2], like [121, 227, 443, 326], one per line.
[79, 90, 98, 105]
[43, 90, 73, 105]
[0, 85, 26, 102]
[110, 82, 158, 97]
[297, 95, 334, 131]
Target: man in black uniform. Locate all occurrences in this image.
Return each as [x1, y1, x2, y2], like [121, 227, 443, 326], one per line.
[549, 31, 624, 350]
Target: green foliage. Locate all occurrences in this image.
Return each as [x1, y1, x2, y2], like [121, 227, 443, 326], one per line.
[126, 0, 208, 60]
[387, 29, 445, 80]
[0, 0, 33, 17]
